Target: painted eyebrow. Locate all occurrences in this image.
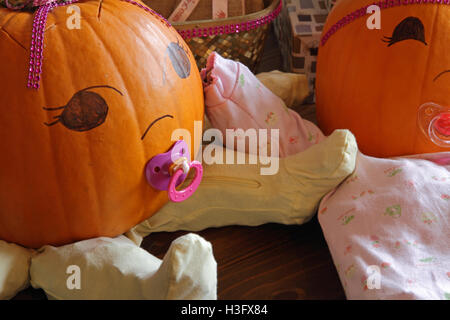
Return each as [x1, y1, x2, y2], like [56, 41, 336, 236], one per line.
[433, 70, 450, 82]
[141, 114, 174, 140]
[382, 16, 427, 47]
[81, 85, 123, 95]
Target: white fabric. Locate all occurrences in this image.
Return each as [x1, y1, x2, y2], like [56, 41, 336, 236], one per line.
[318, 152, 450, 299]
[133, 130, 357, 237]
[29, 234, 217, 300]
[256, 70, 310, 108]
[0, 240, 33, 300]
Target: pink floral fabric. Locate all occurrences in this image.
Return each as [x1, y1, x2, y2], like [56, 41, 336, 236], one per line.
[201, 52, 324, 157]
[318, 152, 450, 300]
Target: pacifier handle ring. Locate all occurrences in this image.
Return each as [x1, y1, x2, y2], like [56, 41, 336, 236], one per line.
[168, 161, 203, 203]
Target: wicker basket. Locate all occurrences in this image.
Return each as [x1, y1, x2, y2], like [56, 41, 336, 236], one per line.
[143, 0, 282, 71]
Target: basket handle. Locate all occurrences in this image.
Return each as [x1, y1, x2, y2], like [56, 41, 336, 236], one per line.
[168, 0, 247, 23]
[168, 0, 201, 22]
[175, 0, 282, 40]
[212, 0, 228, 20]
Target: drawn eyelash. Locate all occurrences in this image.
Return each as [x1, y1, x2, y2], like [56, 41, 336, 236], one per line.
[382, 17, 427, 47]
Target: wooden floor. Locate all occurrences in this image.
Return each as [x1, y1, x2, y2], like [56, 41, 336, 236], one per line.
[143, 218, 346, 300]
[13, 27, 345, 300]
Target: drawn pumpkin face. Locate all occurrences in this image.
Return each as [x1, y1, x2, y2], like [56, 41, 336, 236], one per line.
[0, 1, 204, 248]
[316, 0, 450, 157]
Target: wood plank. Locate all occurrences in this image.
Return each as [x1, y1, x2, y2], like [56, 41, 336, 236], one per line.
[141, 217, 345, 300]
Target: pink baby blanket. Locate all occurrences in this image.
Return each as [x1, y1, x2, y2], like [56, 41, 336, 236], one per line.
[318, 152, 450, 300]
[201, 52, 324, 157]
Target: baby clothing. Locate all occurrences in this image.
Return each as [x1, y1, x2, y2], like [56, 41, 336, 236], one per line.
[201, 52, 324, 157]
[29, 234, 217, 300]
[134, 130, 357, 235]
[318, 151, 450, 299]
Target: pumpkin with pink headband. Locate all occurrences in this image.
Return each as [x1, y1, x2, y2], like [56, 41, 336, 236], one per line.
[0, 0, 205, 247]
[316, 0, 450, 157]
[0, 0, 216, 300]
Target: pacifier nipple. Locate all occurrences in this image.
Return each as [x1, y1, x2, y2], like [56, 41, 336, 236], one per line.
[418, 103, 450, 147]
[170, 157, 190, 176]
[433, 112, 450, 137]
[145, 140, 203, 202]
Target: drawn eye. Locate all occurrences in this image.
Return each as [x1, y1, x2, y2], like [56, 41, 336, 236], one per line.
[141, 114, 174, 140]
[382, 17, 427, 47]
[167, 41, 191, 79]
[43, 85, 123, 131]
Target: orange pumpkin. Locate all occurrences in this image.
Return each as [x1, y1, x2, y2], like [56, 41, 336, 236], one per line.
[0, 0, 204, 248]
[316, 0, 450, 157]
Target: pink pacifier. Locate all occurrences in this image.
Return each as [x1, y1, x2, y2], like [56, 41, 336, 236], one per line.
[418, 102, 450, 148]
[145, 140, 203, 202]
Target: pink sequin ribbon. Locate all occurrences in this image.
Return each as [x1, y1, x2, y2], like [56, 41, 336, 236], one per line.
[320, 0, 450, 47]
[27, 0, 78, 89]
[19, 0, 171, 89]
[13, 0, 276, 89]
[33, 0, 57, 5]
[177, 0, 282, 40]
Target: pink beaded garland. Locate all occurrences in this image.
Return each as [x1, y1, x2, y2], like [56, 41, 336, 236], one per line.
[18, 0, 281, 89]
[177, 0, 282, 40]
[24, 0, 172, 89]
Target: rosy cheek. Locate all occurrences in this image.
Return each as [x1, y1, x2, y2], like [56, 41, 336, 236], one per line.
[167, 41, 191, 79]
